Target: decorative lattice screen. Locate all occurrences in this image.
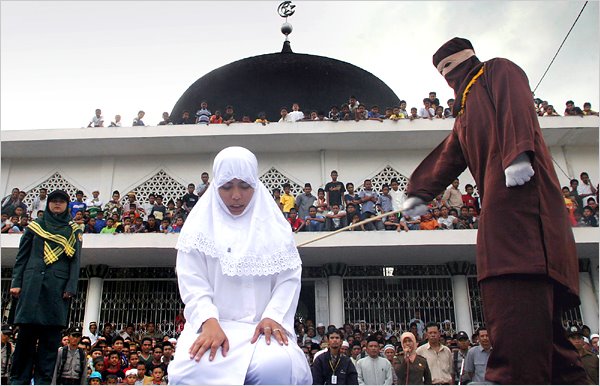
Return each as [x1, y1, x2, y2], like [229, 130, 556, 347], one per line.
[259, 167, 303, 196]
[24, 172, 85, 208]
[358, 165, 409, 193]
[122, 170, 187, 206]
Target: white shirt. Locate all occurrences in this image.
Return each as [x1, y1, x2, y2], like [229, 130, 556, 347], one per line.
[278, 114, 294, 123]
[31, 196, 47, 219]
[86, 197, 104, 208]
[577, 183, 596, 202]
[418, 107, 435, 118]
[389, 188, 406, 212]
[142, 202, 155, 220]
[90, 115, 104, 126]
[287, 111, 305, 122]
[438, 215, 457, 229]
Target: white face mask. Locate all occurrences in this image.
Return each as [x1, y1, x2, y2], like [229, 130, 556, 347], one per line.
[436, 49, 476, 77]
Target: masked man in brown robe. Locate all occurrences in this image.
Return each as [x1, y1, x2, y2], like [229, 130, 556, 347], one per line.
[402, 37, 589, 384]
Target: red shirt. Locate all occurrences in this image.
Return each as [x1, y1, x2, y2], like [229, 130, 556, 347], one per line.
[287, 217, 303, 232]
[462, 193, 479, 213]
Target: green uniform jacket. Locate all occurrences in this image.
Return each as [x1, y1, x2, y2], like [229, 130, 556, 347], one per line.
[10, 227, 82, 327]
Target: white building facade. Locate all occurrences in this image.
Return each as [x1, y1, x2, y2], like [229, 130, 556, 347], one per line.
[1, 116, 598, 338]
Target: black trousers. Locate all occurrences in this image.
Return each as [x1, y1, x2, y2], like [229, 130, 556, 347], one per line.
[10, 324, 62, 385]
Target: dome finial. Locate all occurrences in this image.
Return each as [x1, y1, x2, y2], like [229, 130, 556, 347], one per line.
[278, 1, 295, 52]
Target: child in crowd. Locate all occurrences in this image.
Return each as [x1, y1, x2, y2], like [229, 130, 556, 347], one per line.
[136, 362, 152, 384]
[280, 183, 295, 217]
[160, 219, 171, 234]
[124, 369, 138, 385]
[287, 208, 305, 233]
[409, 107, 420, 120]
[150, 367, 167, 385]
[131, 217, 147, 233]
[103, 350, 125, 380]
[170, 216, 184, 233]
[255, 112, 269, 125]
[165, 199, 176, 222]
[6, 215, 22, 233]
[88, 371, 102, 385]
[210, 110, 223, 124]
[578, 206, 598, 227]
[272, 188, 284, 212]
[93, 357, 105, 375]
[315, 188, 328, 217]
[349, 213, 365, 231]
[419, 211, 440, 230]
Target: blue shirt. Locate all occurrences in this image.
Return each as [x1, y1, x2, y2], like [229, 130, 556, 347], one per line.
[304, 215, 324, 232]
[94, 218, 107, 233]
[358, 189, 379, 215]
[464, 345, 491, 382]
[69, 201, 87, 218]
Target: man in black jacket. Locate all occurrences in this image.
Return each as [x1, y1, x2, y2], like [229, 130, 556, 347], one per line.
[311, 331, 358, 385]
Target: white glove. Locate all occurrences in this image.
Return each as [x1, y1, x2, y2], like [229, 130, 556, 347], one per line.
[504, 152, 534, 187]
[402, 197, 429, 217]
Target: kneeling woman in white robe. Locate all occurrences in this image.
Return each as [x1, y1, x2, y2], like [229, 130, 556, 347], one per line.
[168, 146, 312, 385]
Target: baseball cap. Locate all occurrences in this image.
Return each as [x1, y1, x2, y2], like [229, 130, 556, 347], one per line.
[456, 331, 469, 340]
[89, 372, 103, 381]
[68, 326, 83, 336]
[1, 325, 13, 335]
[567, 326, 584, 338]
[48, 190, 70, 202]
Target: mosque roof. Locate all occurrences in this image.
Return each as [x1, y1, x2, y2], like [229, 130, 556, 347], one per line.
[171, 42, 400, 122]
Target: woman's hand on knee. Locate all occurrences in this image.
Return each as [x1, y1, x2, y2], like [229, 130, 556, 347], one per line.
[251, 318, 288, 346]
[189, 318, 229, 362]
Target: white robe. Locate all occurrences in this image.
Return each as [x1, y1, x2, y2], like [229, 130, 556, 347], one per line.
[167, 249, 312, 385]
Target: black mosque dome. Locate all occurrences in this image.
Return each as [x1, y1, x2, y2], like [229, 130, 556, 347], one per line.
[171, 43, 400, 122]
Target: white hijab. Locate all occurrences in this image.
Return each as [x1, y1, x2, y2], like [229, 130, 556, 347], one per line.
[176, 146, 301, 276]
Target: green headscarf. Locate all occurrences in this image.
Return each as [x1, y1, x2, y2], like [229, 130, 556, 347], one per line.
[27, 194, 80, 265]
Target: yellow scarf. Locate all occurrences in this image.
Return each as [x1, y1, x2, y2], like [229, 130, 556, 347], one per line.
[458, 65, 486, 116]
[27, 221, 79, 265]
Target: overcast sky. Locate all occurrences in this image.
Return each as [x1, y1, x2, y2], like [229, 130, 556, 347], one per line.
[1, 1, 598, 131]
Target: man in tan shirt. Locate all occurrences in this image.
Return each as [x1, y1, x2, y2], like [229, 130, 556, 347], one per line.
[441, 179, 464, 211]
[416, 322, 454, 384]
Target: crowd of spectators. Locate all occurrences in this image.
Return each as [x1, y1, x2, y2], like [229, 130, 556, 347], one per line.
[535, 98, 600, 117]
[2, 313, 598, 384]
[1, 169, 598, 235]
[84, 94, 599, 128]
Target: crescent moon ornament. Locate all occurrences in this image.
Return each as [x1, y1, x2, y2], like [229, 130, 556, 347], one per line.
[277, 1, 296, 18]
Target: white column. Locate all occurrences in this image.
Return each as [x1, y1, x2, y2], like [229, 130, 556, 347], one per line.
[451, 275, 473, 338]
[314, 279, 330, 327]
[579, 271, 599, 333]
[83, 276, 104, 337]
[328, 275, 344, 327]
